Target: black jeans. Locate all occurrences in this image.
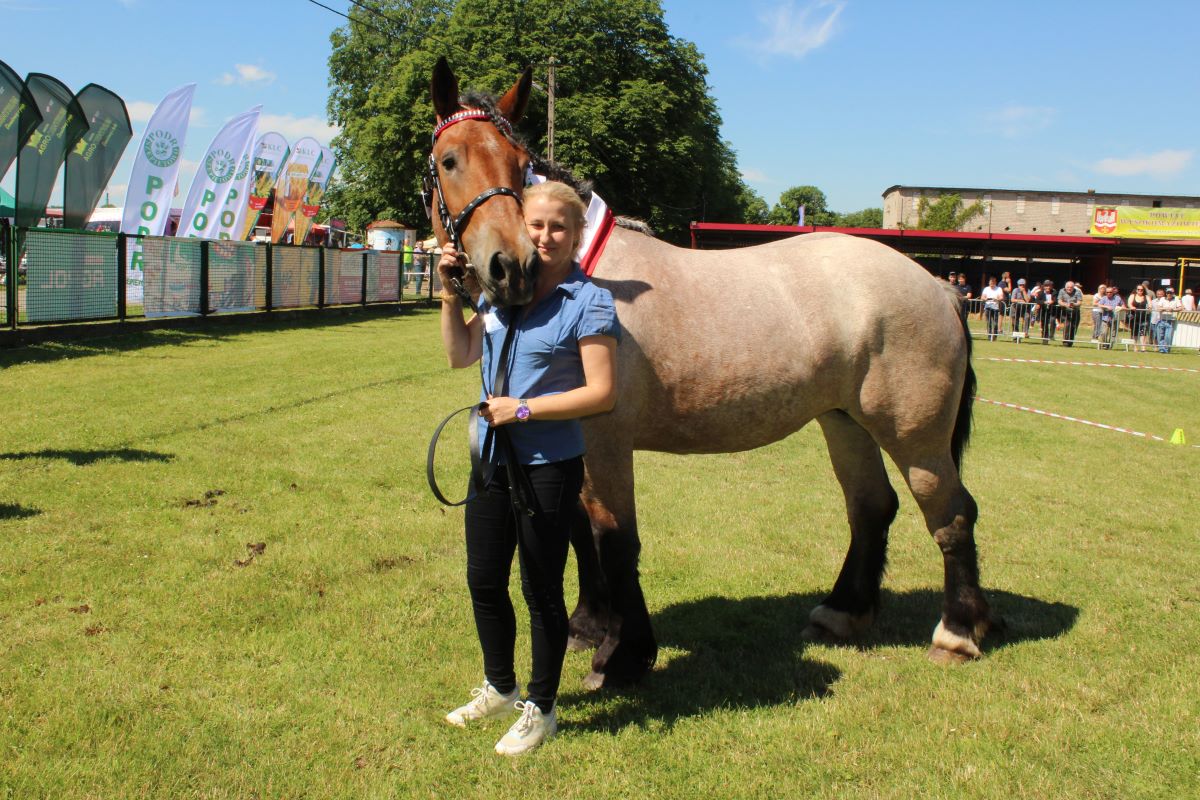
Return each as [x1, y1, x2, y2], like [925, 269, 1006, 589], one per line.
[464, 455, 584, 713]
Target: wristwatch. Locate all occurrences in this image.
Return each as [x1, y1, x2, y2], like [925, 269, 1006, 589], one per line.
[515, 399, 531, 422]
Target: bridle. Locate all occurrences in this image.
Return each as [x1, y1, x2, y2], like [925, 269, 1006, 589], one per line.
[421, 108, 524, 302]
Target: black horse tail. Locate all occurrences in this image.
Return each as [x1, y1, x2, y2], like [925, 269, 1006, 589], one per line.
[951, 293, 976, 471]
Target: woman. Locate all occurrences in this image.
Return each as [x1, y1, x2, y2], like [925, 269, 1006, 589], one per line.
[1128, 283, 1151, 352]
[436, 181, 619, 756]
[981, 275, 1005, 341]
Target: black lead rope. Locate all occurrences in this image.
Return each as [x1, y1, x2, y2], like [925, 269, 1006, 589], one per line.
[426, 307, 537, 518]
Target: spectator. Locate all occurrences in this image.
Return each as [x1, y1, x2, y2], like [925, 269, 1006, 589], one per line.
[956, 273, 973, 300]
[1038, 280, 1057, 342]
[1127, 283, 1151, 352]
[1183, 288, 1196, 312]
[947, 270, 957, 285]
[1090, 284, 1107, 342]
[1057, 280, 1083, 346]
[1154, 287, 1182, 353]
[413, 241, 427, 295]
[981, 276, 1004, 341]
[1096, 285, 1124, 349]
[1010, 278, 1031, 338]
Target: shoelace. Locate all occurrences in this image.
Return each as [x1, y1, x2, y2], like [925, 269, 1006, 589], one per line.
[511, 701, 539, 734]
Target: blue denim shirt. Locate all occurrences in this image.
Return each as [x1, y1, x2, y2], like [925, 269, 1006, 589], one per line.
[478, 265, 620, 465]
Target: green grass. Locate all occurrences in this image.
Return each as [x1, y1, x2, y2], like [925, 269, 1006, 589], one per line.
[2, 312, 1198, 798]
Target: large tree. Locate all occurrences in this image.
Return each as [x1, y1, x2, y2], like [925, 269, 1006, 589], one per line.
[766, 185, 835, 227]
[326, 0, 757, 242]
[914, 193, 984, 231]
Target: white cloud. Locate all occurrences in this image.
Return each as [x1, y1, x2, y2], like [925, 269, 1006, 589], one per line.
[258, 113, 340, 145]
[1093, 149, 1193, 178]
[216, 64, 277, 86]
[984, 105, 1056, 138]
[744, 0, 845, 61]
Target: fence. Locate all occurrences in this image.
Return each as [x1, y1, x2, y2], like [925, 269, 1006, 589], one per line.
[964, 297, 1200, 352]
[1, 225, 437, 329]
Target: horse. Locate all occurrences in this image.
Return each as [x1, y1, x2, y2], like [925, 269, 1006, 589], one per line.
[426, 58, 996, 689]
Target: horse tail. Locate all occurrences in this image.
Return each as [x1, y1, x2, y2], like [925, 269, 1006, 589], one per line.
[950, 290, 976, 471]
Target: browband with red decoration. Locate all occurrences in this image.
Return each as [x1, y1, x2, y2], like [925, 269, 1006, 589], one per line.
[432, 109, 513, 141]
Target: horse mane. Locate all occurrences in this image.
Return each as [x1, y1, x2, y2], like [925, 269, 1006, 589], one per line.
[458, 90, 656, 239]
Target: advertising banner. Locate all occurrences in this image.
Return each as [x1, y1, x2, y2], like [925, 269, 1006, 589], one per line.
[0, 59, 40, 184]
[121, 83, 196, 303]
[1090, 206, 1200, 239]
[14, 73, 88, 229]
[269, 136, 322, 243]
[291, 146, 336, 245]
[63, 83, 132, 230]
[234, 131, 289, 241]
[177, 105, 260, 239]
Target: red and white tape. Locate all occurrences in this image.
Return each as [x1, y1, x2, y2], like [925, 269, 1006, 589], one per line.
[977, 397, 1199, 448]
[983, 357, 1200, 374]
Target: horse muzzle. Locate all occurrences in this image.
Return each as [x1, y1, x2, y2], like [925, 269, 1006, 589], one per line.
[477, 249, 539, 308]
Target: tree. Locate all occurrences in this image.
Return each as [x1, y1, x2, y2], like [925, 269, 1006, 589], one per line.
[766, 185, 835, 226]
[325, 0, 758, 242]
[915, 193, 984, 231]
[835, 207, 883, 228]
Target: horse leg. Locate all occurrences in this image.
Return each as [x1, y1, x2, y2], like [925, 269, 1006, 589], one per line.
[889, 447, 992, 662]
[574, 446, 657, 690]
[804, 410, 899, 640]
[566, 494, 608, 651]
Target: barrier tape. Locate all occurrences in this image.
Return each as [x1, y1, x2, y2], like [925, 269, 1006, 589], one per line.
[983, 357, 1200, 375]
[977, 397, 1200, 449]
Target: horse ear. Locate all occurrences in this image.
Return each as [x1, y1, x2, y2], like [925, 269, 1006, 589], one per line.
[431, 56, 461, 121]
[497, 66, 533, 126]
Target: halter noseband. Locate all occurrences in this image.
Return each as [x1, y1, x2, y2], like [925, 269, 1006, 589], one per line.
[422, 109, 523, 302]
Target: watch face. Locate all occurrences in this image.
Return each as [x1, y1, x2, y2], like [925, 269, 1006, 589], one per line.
[516, 403, 531, 421]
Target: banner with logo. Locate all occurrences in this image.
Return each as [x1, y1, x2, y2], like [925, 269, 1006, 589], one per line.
[269, 136, 322, 243]
[177, 105, 260, 239]
[208, 146, 253, 241]
[291, 146, 336, 245]
[0, 59, 40, 185]
[235, 131, 289, 241]
[63, 83, 132, 230]
[14, 73, 88, 229]
[121, 83, 195, 304]
[1090, 206, 1200, 239]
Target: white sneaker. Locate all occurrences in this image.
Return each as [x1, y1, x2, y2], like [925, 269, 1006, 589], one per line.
[444, 680, 520, 727]
[494, 700, 557, 756]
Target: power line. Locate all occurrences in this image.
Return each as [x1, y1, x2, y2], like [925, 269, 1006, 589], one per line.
[304, 0, 471, 61]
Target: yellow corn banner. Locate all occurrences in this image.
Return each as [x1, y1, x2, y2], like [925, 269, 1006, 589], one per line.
[1090, 206, 1200, 238]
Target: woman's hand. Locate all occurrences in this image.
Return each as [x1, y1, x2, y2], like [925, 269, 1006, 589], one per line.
[436, 244, 481, 302]
[480, 395, 521, 426]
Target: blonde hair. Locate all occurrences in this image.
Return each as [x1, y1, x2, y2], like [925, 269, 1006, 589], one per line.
[524, 181, 587, 240]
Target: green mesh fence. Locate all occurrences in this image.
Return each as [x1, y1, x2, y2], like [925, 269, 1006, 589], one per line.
[372, 251, 401, 302]
[208, 240, 265, 313]
[272, 246, 320, 309]
[405, 251, 432, 300]
[23, 228, 118, 323]
[143, 237, 202, 317]
[324, 248, 362, 305]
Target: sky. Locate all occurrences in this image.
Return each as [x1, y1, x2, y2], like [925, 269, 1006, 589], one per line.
[3, 0, 1200, 218]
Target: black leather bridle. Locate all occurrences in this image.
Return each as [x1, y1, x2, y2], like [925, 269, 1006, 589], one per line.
[421, 108, 523, 302]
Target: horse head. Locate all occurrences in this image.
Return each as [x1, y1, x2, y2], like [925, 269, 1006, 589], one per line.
[429, 58, 539, 307]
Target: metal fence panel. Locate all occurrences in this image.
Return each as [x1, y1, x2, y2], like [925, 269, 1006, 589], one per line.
[375, 251, 401, 301]
[142, 236, 202, 317]
[24, 228, 118, 323]
[272, 246, 320, 309]
[325, 248, 362, 305]
[208, 240, 263, 313]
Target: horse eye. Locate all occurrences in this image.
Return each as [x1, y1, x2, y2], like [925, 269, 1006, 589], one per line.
[441, 155, 456, 171]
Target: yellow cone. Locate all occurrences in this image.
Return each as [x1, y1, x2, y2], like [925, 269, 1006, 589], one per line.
[1170, 428, 1187, 445]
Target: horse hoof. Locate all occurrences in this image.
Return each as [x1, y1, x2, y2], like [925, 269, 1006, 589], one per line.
[567, 635, 597, 652]
[581, 671, 606, 691]
[929, 620, 982, 663]
[806, 604, 872, 640]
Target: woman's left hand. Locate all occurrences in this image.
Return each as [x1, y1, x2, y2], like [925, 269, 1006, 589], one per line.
[481, 395, 520, 426]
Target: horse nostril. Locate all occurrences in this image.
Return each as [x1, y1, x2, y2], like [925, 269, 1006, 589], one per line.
[489, 252, 510, 284]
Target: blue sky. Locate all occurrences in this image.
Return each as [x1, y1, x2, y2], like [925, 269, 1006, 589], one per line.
[3, 0, 1199, 217]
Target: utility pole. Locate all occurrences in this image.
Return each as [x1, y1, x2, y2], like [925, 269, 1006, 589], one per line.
[546, 56, 557, 162]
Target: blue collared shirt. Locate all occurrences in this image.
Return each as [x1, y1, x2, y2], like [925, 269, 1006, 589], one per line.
[478, 265, 620, 465]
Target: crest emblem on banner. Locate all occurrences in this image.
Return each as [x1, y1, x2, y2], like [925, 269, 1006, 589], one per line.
[1093, 207, 1118, 234]
[205, 148, 236, 182]
[145, 130, 180, 167]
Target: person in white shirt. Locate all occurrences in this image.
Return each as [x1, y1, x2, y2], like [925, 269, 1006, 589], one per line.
[1090, 284, 1107, 341]
[1183, 288, 1197, 313]
[1152, 287, 1183, 353]
[981, 276, 1006, 342]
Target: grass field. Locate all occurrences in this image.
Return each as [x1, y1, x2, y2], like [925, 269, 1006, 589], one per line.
[2, 309, 1198, 799]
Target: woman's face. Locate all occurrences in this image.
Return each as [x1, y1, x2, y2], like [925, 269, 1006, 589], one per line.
[524, 195, 580, 272]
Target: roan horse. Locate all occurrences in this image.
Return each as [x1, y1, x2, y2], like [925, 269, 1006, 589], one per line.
[427, 58, 995, 689]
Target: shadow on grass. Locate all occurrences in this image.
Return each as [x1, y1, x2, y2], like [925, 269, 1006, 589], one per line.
[562, 588, 1077, 733]
[0, 448, 175, 465]
[0, 502, 40, 519]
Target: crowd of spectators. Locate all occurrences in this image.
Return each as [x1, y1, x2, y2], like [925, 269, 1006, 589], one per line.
[943, 270, 1196, 352]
